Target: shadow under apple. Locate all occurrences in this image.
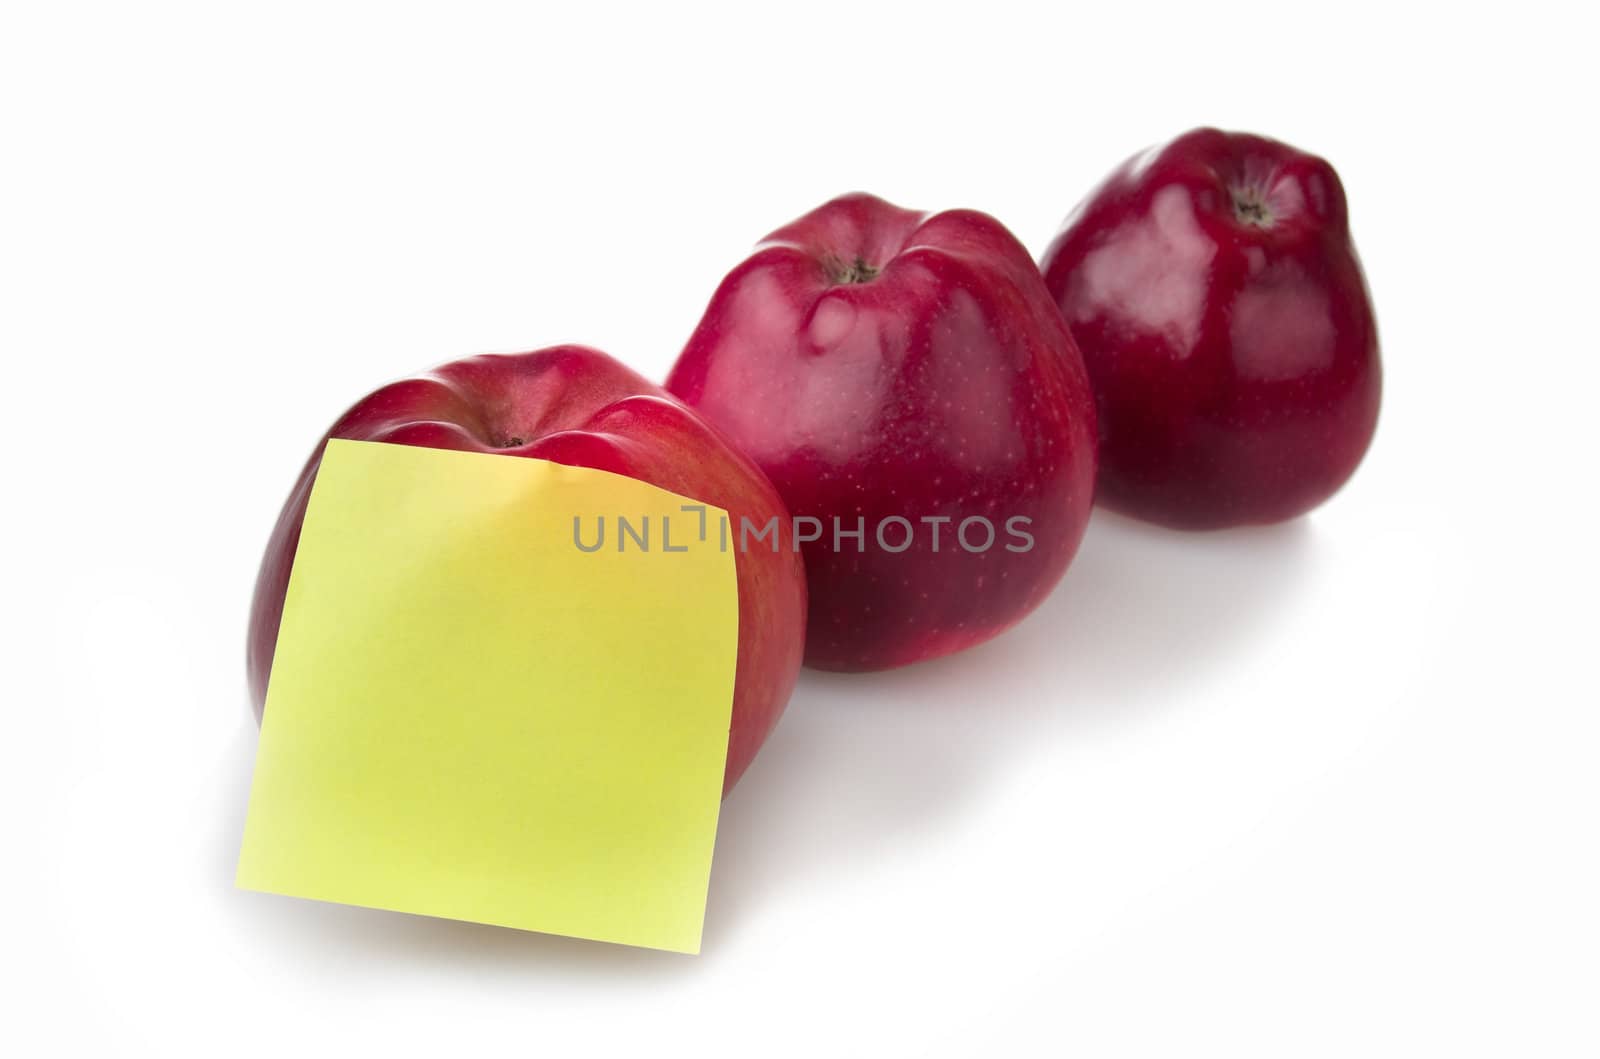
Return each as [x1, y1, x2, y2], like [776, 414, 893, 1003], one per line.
[219, 509, 1312, 969]
[702, 509, 1315, 947]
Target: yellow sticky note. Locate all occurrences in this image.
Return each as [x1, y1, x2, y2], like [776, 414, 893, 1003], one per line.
[236, 439, 738, 954]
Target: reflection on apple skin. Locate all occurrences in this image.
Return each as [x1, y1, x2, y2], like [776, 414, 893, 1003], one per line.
[668, 193, 1100, 673]
[1041, 127, 1382, 530]
[246, 346, 807, 796]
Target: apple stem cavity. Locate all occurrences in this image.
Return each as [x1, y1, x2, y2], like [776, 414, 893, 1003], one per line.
[1230, 186, 1274, 228]
[825, 255, 880, 285]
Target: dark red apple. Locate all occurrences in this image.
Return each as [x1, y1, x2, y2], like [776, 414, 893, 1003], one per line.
[247, 346, 807, 794]
[666, 193, 1098, 671]
[1040, 127, 1381, 529]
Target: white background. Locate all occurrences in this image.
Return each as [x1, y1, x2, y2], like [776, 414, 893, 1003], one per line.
[4, 2, 1596, 1055]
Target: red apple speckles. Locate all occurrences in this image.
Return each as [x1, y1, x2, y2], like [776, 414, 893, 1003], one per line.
[248, 346, 807, 794]
[1040, 128, 1381, 529]
[667, 193, 1098, 672]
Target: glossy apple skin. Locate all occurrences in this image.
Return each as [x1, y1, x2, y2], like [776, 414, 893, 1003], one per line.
[247, 346, 807, 794]
[1040, 128, 1381, 529]
[666, 193, 1098, 672]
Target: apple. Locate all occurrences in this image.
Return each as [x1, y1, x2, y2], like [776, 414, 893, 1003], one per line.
[666, 193, 1098, 671]
[1040, 127, 1382, 529]
[247, 346, 807, 794]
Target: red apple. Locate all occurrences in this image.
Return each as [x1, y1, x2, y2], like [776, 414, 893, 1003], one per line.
[666, 193, 1098, 671]
[247, 346, 807, 794]
[1040, 128, 1381, 529]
